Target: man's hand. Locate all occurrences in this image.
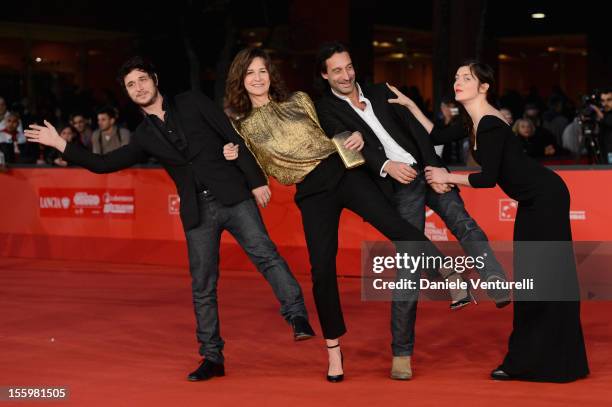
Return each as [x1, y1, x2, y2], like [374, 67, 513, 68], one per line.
[252, 185, 272, 208]
[24, 120, 67, 152]
[383, 161, 417, 184]
[591, 105, 604, 121]
[223, 143, 239, 160]
[343, 131, 364, 151]
[429, 182, 452, 194]
[424, 166, 450, 184]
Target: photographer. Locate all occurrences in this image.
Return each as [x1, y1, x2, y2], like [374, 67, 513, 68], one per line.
[592, 88, 612, 164]
[437, 96, 467, 164]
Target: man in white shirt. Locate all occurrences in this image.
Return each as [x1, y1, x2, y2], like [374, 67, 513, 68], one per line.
[315, 42, 510, 380]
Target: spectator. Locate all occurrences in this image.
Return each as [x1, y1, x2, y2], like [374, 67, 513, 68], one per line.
[500, 107, 514, 125]
[513, 118, 556, 158]
[525, 86, 546, 113]
[70, 113, 94, 150]
[437, 96, 467, 164]
[561, 117, 586, 156]
[0, 97, 8, 125]
[0, 111, 26, 163]
[543, 95, 569, 146]
[592, 88, 612, 163]
[91, 106, 131, 155]
[499, 89, 523, 123]
[1, 96, 25, 138]
[45, 125, 79, 167]
[523, 104, 558, 156]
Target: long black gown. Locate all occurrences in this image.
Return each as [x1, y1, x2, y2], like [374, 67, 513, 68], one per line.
[435, 115, 589, 382]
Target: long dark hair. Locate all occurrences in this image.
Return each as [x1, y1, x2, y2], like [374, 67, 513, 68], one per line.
[456, 60, 497, 146]
[224, 47, 289, 119]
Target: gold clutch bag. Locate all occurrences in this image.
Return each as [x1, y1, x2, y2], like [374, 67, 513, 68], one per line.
[331, 131, 365, 169]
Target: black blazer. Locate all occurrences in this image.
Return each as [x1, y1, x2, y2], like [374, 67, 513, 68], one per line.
[62, 90, 267, 231]
[315, 83, 443, 199]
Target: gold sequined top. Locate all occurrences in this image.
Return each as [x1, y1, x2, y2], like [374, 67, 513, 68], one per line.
[231, 92, 337, 185]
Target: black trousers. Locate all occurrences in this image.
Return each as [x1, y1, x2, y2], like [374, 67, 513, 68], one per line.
[296, 166, 431, 339]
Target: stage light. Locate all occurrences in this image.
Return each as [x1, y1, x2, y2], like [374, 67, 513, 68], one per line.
[531, 12, 546, 19]
[35, 57, 42, 63]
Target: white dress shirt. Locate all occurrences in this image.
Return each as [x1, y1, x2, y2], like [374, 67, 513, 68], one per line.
[332, 83, 416, 177]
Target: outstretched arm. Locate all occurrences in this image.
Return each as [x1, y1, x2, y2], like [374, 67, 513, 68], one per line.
[25, 120, 147, 173]
[25, 120, 67, 152]
[425, 166, 472, 187]
[425, 120, 505, 188]
[386, 83, 468, 146]
[386, 83, 434, 133]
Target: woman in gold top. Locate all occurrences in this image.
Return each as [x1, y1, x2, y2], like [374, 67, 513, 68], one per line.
[223, 48, 467, 382]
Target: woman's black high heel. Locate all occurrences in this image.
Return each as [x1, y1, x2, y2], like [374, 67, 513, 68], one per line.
[326, 343, 344, 383]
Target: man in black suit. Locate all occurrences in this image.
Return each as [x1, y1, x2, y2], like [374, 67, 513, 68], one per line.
[314, 42, 509, 379]
[24, 56, 315, 381]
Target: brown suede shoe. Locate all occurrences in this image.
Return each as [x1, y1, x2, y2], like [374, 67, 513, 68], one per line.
[390, 356, 412, 380]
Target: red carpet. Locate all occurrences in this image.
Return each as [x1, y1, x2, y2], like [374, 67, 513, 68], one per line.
[1, 257, 610, 406]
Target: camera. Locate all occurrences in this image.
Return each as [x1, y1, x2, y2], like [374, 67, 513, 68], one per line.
[578, 90, 601, 163]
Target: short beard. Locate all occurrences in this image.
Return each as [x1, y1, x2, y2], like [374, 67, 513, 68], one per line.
[136, 88, 159, 109]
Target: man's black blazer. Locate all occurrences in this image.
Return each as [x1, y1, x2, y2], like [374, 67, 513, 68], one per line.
[315, 83, 443, 199]
[62, 90, 266, 231]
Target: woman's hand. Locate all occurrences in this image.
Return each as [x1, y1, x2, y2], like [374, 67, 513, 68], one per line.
[424, 166, 451, 184]
[343, 131, 364, 151]
[386, 83, 416, 110]
[223, 143, 239, 160]
[24, 120, 67, 152]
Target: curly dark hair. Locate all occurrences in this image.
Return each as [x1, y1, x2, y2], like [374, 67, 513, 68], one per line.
[224, 47, 289, 119]
[116, 56, 158, 92]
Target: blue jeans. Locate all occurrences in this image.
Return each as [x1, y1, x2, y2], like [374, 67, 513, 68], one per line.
[185, 192, 307, 363]
[390, 172, 505, 356]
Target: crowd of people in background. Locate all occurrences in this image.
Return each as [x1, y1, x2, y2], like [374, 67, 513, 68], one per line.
[1, 83, 611, 167]
[427, 86, 612, 165]
[0, 95, 133, 166]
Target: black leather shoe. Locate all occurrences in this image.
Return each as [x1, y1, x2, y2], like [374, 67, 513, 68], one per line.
[450, 289, 477, 310]
[187, 359, 225, 381]
[291, 316, 316, 341]
[491, 368, 512, 380]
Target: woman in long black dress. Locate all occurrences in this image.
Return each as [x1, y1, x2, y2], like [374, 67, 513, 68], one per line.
[390, 61, 589, 382]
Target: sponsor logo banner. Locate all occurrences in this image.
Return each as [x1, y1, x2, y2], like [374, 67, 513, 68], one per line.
[39, 188, 135, 218]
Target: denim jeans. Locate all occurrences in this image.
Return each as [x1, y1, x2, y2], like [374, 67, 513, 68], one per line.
[185, 192, 308, 363]
[390, 171, 505, 356]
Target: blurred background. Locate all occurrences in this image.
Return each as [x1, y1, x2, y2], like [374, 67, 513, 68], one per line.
[1, 0, 611, 165]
